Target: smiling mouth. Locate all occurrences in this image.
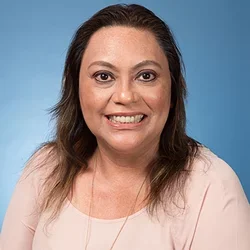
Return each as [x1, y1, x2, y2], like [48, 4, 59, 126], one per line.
[106, 114, 146, 124]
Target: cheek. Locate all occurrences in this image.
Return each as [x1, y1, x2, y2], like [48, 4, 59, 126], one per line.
[79, 81, 97, 118]
[79, 81, 95, 109]
[144, 85, 171, 114]
[79, 81, 110, 117]
[79, 85, 90, 113]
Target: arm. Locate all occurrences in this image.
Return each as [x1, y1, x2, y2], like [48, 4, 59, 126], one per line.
[191, 158, 250, 250]
[0, 148, 49, 250]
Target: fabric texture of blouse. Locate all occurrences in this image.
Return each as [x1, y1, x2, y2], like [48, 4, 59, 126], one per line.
[0, 147, 249, 250]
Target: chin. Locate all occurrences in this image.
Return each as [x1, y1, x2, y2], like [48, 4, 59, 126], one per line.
[100, 137, 144, 154]
[113, 141, 142, 151]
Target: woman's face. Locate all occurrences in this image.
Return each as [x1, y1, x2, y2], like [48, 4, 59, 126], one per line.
[79, 26, 171, 154]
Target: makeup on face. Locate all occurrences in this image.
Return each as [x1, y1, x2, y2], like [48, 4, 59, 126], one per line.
[79, 26, 171, 153]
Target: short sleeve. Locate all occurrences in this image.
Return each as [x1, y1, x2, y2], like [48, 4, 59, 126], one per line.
[190, 156, 250, 250]
[0, 147, 53, 250]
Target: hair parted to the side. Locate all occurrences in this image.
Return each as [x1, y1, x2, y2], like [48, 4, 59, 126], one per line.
[30, 4, 201, 224]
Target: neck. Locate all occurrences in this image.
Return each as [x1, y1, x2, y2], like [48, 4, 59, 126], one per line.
[92, 142, 158, 188]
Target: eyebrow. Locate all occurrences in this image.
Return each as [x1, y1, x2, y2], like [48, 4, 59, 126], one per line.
[87, 60, 162, 71]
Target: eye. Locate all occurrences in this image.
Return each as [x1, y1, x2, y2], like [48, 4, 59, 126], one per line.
[137, 71, 156, 82]
[93, 72, 114, 83]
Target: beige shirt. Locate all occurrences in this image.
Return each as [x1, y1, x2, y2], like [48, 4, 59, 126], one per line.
[1, 147, 250, 249]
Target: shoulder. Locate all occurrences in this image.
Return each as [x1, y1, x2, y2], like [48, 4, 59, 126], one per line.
[183, 146, 249, 212]
[189, 146, 244, 193]
[20, 143, 58, 188]
[25, 143, 57, 168]
[170, 147, 249, 247]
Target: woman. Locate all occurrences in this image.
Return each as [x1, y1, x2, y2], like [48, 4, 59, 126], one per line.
[1, 4, 249, 250]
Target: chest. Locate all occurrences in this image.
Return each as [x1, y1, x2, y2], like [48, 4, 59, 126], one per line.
[32, 204, 176, 250]
[70, 174, 147, 220]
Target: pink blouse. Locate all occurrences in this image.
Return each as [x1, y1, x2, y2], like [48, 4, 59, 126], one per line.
[1, 147, 249, 249]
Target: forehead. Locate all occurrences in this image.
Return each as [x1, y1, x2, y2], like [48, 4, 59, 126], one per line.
[82, 26, 168, 66]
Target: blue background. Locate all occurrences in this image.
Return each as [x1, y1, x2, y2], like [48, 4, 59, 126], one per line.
[0, 0, 249, 229]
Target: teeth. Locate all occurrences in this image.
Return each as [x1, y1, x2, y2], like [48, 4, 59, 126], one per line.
[108, 115, 144, 124]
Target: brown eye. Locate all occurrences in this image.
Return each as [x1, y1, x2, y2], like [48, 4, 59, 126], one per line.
[94, 72, 114, 82]
[142, 73, 151, 79]
[100, 73, 108, 80]
[137, 71, 156, 82]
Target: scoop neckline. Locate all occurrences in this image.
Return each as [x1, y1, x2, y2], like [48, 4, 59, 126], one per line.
[66, 199, 147, 224]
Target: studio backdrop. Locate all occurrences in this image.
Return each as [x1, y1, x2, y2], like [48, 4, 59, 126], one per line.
[0, 0, 249, 229]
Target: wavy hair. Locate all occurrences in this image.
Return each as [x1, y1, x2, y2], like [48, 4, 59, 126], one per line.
[32, 4, 201, 223]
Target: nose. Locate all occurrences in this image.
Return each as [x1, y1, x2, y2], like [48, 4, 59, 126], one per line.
[111, 80, 139, 105]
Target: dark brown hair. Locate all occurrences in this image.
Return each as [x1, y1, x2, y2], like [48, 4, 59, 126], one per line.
[32, 4, 201, 223]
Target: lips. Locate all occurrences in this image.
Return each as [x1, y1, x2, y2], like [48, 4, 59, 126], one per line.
[105, 113, 147, 124]
[108, 114, 145, 123]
